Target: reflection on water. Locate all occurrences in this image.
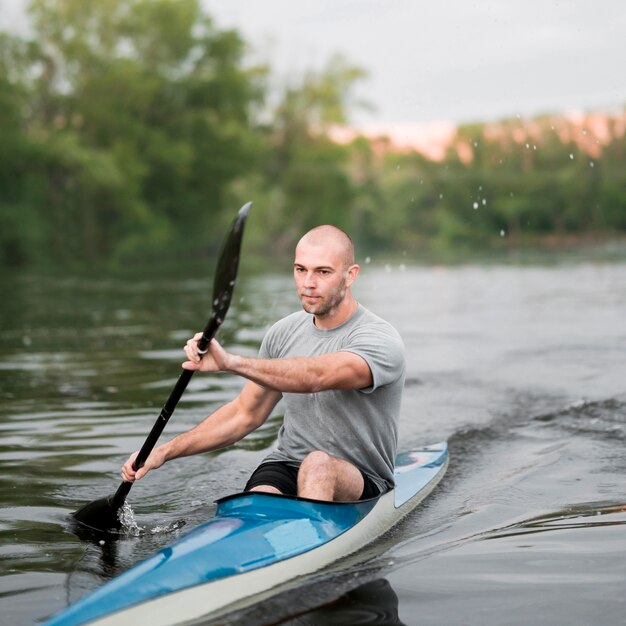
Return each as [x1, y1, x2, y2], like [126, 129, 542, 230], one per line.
[278, 579, 406, 626]
[1, 260, 626, 625]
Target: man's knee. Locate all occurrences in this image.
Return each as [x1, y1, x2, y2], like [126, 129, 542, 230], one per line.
[298, 451, 364, 501]
[300, 450, 334, 475]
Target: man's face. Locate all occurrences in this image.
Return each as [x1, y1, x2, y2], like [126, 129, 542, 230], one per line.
[293, 240, 350, 318]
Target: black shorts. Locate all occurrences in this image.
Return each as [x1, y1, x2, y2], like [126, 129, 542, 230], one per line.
[244, 461, 382, 500]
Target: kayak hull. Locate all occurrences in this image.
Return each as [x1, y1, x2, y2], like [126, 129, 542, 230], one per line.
[46, 443, 448, 625]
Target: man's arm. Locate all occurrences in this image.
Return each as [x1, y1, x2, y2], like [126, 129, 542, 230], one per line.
[224, 351, 372, 392]
[121, 381, 281, 482]
[184, 335, 373, 393]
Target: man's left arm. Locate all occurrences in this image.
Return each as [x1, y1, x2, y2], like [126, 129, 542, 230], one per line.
[227, 350, 373, 392]
[183, 335, 372, 393]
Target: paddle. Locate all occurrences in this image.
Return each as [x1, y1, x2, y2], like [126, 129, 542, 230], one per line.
[72, 202, 251, 534]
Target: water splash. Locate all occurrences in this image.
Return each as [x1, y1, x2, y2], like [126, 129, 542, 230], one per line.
[150, 520, 186, 535]
[117, 503, 186, 536]
[118, 502, 144, 536]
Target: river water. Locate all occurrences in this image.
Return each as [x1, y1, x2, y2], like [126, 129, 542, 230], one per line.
[1, 254, 625, 625]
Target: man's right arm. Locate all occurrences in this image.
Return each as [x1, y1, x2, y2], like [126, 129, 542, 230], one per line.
[121, 381, 281, 482]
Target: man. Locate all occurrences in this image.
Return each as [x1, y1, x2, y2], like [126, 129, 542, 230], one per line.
[122, 225, 405, 501]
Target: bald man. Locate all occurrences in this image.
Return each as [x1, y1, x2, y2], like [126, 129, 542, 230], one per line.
[122, 226, 405, 501]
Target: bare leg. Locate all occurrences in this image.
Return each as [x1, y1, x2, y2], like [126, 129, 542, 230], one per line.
[249, 485, 282, 495]
[297, 451, 364, 501]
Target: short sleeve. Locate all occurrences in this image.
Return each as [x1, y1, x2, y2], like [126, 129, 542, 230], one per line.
[258, 325, 275, 359]
[341, 322, 405, 392]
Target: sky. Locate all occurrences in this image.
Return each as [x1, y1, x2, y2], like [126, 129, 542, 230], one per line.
[203, 0, 626, 128]
[2, 0, 625, 128]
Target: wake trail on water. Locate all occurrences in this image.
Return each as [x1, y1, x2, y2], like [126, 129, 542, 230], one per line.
[363, 392, 626, 577]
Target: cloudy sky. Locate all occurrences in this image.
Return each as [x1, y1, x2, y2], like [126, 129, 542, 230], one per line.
[3, 0, 625, 127]
[204, 0, 626, 127]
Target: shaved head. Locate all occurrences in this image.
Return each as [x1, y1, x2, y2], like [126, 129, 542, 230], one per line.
[293, 225, 360, 326]
[297, 225, 355, 269]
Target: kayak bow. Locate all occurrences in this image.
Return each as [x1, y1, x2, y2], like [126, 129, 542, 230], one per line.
[46, 443, 448, 625]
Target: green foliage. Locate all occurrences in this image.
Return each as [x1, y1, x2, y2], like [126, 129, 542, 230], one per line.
[355, 113, 626, 256]
[229, 54, 368, 256]
[0, 1, 624, 270]
[1, 0, 265, 268]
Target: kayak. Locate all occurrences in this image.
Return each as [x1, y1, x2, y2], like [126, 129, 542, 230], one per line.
[48, 443, 447, 625]
[46, 442, 448, 626]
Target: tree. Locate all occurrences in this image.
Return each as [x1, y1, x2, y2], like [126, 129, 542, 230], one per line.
[1, 0, 266, 267]
[235, 54, 369, 254]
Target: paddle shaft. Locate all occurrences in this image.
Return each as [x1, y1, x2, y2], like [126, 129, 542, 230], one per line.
[112, 314, 220, 507]
[70, 203, 250, 533]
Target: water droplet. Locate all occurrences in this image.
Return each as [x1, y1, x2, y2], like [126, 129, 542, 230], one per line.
[569, 153, 574, 160]
[589, 161, 595, 168]
[365, 256, 371, 264]
[439, 193, 444, 199]
[473, 202, 479, 210]
[482, 199, 487, 206]
[500, 229, 506, 237]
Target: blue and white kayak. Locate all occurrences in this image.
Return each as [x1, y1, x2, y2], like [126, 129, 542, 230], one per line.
[46, 442, 448, 626]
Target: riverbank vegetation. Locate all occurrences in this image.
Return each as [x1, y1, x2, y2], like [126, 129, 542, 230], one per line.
[1, 0, 625, 270]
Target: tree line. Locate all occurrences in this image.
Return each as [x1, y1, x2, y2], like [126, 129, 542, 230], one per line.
[1, 0, 624, 270]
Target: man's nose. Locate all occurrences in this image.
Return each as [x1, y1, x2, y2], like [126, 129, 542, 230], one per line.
[303, 271, 316, 288]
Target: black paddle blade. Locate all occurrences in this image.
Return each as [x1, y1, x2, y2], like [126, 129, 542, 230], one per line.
[73, 480, 129, 533]
[210, 202, 251, 330]
[72, 495, 122, 534]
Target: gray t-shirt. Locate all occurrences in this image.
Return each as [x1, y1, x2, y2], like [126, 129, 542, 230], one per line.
[259, 304, 405, 492]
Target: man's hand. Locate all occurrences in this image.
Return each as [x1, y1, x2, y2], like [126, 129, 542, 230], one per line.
[183, 332, 232, 373]
[121, 446, 167, 482]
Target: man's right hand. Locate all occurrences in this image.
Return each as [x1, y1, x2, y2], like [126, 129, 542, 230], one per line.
[121, 446, 167, 482]
[183, 333, 233, 373]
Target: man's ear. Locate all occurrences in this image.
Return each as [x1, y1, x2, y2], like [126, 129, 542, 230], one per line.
[345, 264, 360, 287]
